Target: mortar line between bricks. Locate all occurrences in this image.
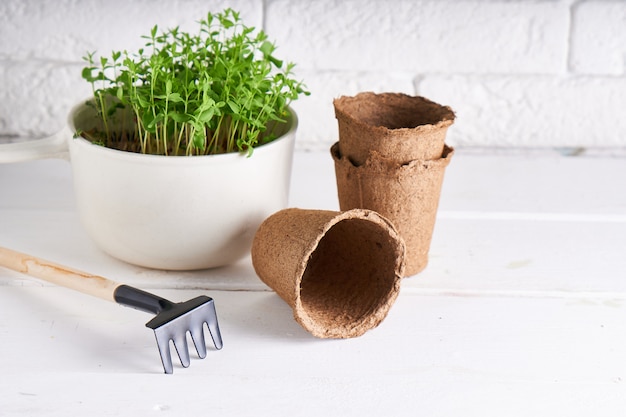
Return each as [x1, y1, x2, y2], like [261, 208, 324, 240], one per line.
[566, 0, 577, 73]
[0, 58, 83, 66]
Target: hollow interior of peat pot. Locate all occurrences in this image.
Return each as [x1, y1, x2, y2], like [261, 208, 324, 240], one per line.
[339, 95, 454, 130]
[299, 218, 400, 333]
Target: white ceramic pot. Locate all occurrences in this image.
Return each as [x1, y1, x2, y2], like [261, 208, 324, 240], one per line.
[0, 100, 297, 270]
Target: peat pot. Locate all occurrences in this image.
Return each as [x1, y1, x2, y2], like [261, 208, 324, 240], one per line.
[333, 92, 455, 165]
[251, 208, 405, 338]
[332, 92, 456, 276]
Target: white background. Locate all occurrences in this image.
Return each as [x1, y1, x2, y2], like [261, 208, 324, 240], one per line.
[2, 0, 625, 151]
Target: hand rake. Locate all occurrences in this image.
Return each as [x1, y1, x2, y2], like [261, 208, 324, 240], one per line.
[0, 246, 223, 374]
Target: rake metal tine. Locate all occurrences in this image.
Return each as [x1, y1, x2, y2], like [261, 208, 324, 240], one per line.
[204, 301, 224, 350]
[153, 331, 175, 375]
[190, 323, 208, 359]
[173, 332, 191, 368]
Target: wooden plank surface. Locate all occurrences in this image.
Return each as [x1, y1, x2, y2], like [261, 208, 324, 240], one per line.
[3, 287, 626, 416]
[1, 150, 626, 416]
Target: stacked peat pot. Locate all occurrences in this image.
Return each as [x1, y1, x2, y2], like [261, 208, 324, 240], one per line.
[331, 92, 456, 277]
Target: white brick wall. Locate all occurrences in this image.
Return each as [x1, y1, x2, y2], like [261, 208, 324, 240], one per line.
[1, 0, 625, 151]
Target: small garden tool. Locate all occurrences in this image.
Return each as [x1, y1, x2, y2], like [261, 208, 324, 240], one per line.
[0, 246, 223, 374]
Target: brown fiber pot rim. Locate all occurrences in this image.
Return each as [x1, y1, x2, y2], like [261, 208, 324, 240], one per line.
[333, 92, 455, 134]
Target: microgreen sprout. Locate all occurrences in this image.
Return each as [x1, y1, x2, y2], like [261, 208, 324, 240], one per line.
[81, 8, 308, 156]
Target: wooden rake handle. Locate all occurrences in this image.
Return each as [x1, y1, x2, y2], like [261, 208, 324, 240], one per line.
[0, 246, 119, 302]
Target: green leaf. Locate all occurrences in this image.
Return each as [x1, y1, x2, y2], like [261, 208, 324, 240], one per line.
[268, 55, 283, 68]
[141, 112, 156, 133]
[81, 67, 94, 81]
[260, 41, 274, 57]
[192, 131, 205, 149]
[167, 92, 183, 102]
[136, 94, 150, 108]
[227, 100, 240, 114]
[197, 107, 215, 123]
[168, 111, 189, 123]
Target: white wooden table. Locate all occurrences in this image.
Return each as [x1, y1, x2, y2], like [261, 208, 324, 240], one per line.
[1, 149, 625, 416]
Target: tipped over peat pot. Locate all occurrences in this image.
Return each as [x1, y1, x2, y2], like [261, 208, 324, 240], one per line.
[332, 92, 456, 276]
[251, 208, 405, 338]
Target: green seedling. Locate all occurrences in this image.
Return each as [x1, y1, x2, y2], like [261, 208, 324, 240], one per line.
[81, 8, 308, 156]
